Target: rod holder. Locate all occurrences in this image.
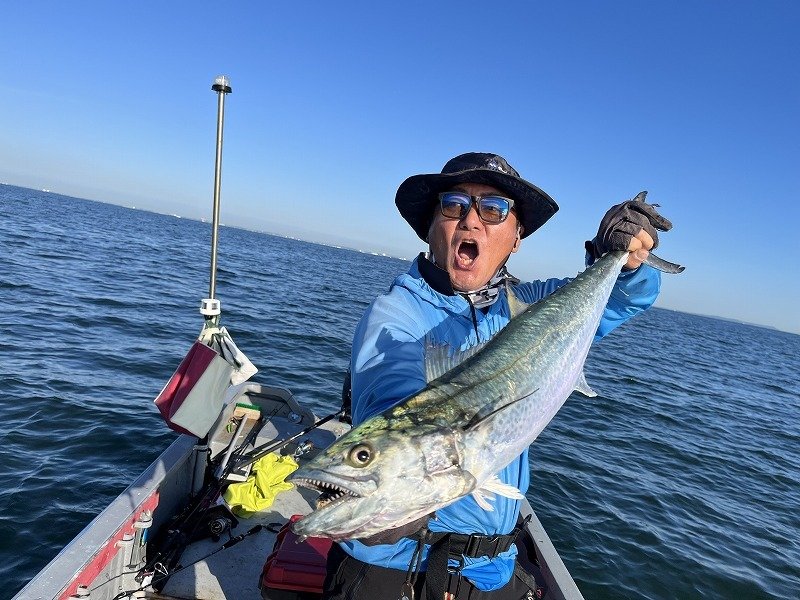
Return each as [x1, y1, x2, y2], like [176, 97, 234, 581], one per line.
[200, 298, 221, 317]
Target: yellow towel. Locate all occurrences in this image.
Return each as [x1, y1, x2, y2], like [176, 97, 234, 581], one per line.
[223, 453, 299, 517]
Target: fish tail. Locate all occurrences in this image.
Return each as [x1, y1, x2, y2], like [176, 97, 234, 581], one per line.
[645, 253, 685, 274]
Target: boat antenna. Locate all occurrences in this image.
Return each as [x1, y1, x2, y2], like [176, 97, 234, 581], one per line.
[200, 74, 233, 322]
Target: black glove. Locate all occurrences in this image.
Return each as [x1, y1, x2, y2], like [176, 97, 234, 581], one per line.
[357, 513, 433, 546]
[585, 191, 673, 263]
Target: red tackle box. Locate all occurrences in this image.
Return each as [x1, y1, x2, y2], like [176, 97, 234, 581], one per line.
[260, 514, 332, 598]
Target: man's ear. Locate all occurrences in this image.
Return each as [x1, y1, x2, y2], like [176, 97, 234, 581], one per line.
[511, 225, 522, 253]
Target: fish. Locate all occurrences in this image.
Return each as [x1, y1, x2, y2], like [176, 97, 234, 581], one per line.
[289, 250, 683, 540]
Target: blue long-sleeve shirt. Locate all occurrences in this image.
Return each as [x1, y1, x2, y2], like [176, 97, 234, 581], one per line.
[340, 255, 661, 589]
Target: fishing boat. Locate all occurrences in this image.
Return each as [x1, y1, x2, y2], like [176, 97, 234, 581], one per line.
[14, 78, 586, 600]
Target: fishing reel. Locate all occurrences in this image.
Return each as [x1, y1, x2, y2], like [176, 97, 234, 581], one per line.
[280, 439, 315, 460]
[192, 504, 240, 543]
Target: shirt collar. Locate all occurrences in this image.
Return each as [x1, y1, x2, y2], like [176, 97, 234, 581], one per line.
[417, 253, 520, 309]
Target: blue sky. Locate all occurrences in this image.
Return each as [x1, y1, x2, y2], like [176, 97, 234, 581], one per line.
[2, 2, 798, 334]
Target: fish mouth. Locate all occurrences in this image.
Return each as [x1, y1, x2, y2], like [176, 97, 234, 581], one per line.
[293, 477, 364, 509]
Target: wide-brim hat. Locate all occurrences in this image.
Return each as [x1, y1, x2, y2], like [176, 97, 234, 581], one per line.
[395, 152, 559, 241]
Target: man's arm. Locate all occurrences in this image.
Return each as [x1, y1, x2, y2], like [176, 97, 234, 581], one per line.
[586, 190, 673, 337]
[597, 263, 661, 338]
[349, 296, 428, 424]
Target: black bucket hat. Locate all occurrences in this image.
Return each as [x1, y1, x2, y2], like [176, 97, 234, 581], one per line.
[395, 152, 559, 241]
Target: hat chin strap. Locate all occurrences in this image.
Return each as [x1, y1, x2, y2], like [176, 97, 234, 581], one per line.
[428, 253, 520, 309]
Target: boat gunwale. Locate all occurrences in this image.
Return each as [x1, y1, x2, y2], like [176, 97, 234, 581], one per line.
[15, 434, 199, 600]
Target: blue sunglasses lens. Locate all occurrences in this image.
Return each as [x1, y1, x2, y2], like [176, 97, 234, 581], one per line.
[440, 192, 472, 219]
[439, 192, 512, 224]
[478, 196, 511, 223]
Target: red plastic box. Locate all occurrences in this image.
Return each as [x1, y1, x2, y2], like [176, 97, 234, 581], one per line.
[260, 515, 333, 597]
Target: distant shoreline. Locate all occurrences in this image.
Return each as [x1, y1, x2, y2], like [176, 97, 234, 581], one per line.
[652, 306, 785, 334]
[3, 182, 796, 337]
[0, 182, 413, 262]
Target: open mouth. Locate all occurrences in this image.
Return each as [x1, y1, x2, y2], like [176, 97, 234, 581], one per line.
[294, 477, 361, 509]
[457, 240, 479, 266]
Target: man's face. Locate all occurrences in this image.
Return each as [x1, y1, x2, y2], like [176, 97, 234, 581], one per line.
[427, 182, 521, 292]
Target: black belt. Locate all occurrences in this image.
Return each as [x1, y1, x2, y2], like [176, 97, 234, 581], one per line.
[409, 524, 523, 559]
[402, 514, 532, 600]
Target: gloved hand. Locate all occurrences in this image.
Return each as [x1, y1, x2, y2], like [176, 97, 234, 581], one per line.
[357, 513, 433, 546]
[585, 191, 673, 270]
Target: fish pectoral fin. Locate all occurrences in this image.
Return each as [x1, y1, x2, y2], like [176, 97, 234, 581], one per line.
[472, 476, 525, 511]
[424, 337, 487, 383]
[482, 475, 525, 500]
[506, 288, 531, 319]
[471, 488, 495, 511]
[574, 371, 598, 397]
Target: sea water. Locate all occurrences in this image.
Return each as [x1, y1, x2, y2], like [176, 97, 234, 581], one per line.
[1, 185, 798, 599]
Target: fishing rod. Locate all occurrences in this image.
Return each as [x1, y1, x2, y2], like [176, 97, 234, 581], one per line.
[232, 408, 345, 471]
[104, 524, 265, 600]
[141, 408, 344, 583]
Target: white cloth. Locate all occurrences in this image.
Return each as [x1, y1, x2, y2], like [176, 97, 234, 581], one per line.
[199, 325, 258, 385]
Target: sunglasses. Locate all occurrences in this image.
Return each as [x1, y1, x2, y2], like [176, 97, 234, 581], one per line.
[438, 191, 515, 224]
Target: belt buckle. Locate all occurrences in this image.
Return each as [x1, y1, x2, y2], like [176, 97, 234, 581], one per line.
[486, 535, 502, 556]
[464, 534, 481, 556]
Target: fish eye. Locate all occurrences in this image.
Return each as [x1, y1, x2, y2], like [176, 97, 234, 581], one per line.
[347, 443, 374, 467]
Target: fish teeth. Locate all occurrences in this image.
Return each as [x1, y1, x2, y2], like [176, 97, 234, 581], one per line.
[295, 477, 359, 497]
[300, 477, 360, 510]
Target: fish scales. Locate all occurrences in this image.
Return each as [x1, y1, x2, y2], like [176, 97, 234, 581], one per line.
[290, 251, 633, 540]
[431, 250, 624, 480]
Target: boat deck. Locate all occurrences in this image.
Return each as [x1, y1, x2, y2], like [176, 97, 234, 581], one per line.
[162, 484, 322, 599]
[161, 389, 347, 600]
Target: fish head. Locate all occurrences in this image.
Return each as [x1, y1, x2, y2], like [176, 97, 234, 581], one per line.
[289, 416, 475, 540]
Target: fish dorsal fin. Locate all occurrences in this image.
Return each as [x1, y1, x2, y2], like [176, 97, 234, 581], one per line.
[471, 475, 525, 511]
[424, 337, 487, 383]
[574, 371, 598, 397]
[506, 287, 531, 319]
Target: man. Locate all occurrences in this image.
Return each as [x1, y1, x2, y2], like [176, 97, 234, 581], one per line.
[325, 153, 673, 600]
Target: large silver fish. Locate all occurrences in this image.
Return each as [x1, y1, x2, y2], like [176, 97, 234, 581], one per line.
[290, 250, 682, 540]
